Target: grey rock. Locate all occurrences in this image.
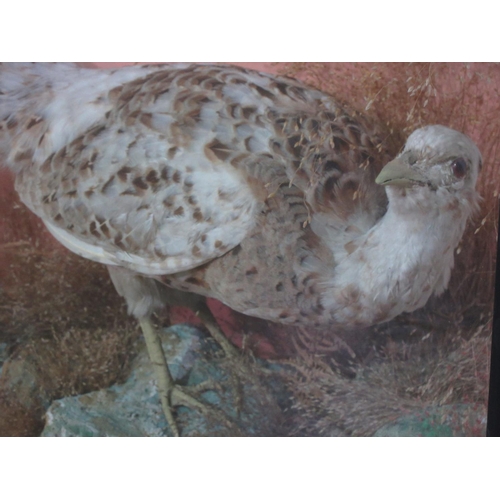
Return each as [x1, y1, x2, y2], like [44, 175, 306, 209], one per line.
[42, 324, 290, 436]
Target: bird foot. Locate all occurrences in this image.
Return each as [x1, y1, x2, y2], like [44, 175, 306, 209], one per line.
[140, 316, 247, 436]
[198, 306, 248, 409]
[163, 380, 240, 436]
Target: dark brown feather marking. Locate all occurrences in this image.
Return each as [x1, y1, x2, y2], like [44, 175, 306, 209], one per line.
[205, 139, 232, 162]
[101, 175, 115, 194]
[132, 177, 149, 190]
[193, 208, 203, 221]
[117, 166, 133, 181]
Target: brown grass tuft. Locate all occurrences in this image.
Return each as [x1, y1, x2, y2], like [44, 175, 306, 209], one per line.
[0, 202, 140, 435]
[286, 316, 491, 436]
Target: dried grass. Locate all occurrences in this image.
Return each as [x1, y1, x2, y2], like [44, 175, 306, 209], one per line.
[0, 202, 140, 435]
[285, 313, 490, 436]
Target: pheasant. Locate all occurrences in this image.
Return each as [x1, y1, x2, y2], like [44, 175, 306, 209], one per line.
[0, 63, 481, 435]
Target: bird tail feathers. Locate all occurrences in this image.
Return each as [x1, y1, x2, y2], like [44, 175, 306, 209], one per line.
[0, 63, 82, 171]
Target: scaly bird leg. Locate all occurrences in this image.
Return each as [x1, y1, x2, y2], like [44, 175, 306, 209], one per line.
[194, 301, 240, 359]
[139, 316, 240, 436]
[160, 287, 241, 358]
[139, 317, 180, 437]
[108, 268, 242, 434]
[160, 288, 245, 417]
[191, 300, 244, 414]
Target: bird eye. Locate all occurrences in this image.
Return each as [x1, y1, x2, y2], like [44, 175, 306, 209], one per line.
[451, 158, 467, 178]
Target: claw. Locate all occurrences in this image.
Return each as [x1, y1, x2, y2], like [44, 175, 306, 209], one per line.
[139, 316, 242, 436]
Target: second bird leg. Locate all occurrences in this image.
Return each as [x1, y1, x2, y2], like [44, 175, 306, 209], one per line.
[108, 266, 242, 434]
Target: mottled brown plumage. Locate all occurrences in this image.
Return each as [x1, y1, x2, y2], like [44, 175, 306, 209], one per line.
[1, 63, 395, 324]
[0, 63, 481, 434]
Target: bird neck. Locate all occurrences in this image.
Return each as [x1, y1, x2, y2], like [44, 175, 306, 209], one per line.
[322, 185, 478, 327]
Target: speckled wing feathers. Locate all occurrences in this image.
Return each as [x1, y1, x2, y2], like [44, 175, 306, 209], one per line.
[3, 64, 391, 278]
[1, 63, 400, 328]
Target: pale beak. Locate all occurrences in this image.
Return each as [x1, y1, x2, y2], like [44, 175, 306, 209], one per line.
[375, 157, 428, 187]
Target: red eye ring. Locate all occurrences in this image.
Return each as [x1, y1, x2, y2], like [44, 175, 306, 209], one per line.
[451, 158, 467, 178]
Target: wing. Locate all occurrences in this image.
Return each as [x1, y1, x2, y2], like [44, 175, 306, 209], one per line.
[16, 118, 261, 275]
[10, 64, 393, 276]
[13, 66, 268, 275]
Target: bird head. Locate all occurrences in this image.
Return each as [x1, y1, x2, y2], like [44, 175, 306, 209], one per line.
[375, 125, 481, 194]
